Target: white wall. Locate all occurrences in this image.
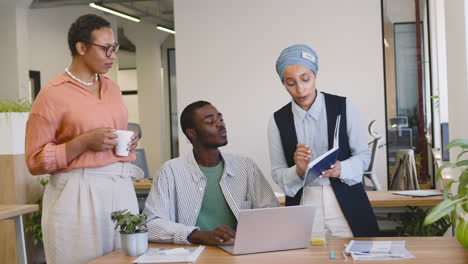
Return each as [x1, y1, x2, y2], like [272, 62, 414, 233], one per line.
[429, 0, 449, 150]
[0, 0, 30, 101]
[118, 69, 140, 124]
[174, 0, 388, 191]
[445, 0, 468, 157]
[120, 20, 169, 175]
[384, 0, 415, 23]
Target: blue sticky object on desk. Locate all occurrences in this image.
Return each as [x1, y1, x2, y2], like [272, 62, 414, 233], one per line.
[330, 250, 336, 259]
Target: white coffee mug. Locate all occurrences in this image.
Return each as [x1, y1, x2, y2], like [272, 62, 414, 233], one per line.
[114, 130, 134, 156]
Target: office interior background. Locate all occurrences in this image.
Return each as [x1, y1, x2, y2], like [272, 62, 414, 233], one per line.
[1, 0, 467, 263]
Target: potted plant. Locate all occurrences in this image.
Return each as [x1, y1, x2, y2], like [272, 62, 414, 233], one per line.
[0, 99, 31, 155]
[111, 209, 148, 256]
[394, 206, 450, 236]
[424, 138, 468, 248]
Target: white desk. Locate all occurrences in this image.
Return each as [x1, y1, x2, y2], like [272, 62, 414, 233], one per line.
[0, 204, 39, 264]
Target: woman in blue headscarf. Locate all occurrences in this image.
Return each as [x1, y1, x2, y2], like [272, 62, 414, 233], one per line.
[267, 44, 379, 237]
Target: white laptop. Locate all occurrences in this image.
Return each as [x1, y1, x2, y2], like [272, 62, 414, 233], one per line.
[218, 205, 316, 255]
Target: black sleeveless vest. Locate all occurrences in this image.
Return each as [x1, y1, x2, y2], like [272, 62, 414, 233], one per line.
[273, 92, 379, 237]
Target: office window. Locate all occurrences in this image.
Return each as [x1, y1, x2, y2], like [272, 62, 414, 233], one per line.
[381, 0, 433, 187]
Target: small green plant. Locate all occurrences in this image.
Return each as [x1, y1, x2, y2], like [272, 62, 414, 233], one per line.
[0, 99, 31, 112]
[111, 210, 147, 234]
[394, 206, 450, 236]
[424, 138, 468, 248]
[25, 178, 49, 246]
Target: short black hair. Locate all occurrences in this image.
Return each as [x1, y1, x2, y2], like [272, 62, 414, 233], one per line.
[180, 101, 212, 140]
[67, 14, 111, 56]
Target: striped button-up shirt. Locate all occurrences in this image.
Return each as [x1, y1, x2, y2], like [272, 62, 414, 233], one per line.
[143, 151, 279, 244]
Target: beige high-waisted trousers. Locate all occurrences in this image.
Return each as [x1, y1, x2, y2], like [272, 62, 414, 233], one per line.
[42, 162, 140, 264]
[303, 185, 353, 237]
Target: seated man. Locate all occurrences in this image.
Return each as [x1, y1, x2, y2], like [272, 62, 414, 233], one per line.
[143, 101, 279, 245]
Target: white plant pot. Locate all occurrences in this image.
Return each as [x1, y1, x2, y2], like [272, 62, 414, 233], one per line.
[120, 232, 148, 256]
[0, 112, 29, 155]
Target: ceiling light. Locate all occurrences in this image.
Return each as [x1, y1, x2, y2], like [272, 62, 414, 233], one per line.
[89, 3, 141, 22]
[156, 25, 175, 34]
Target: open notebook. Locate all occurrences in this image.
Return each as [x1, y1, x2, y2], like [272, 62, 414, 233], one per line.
[303, 115, 341, 186]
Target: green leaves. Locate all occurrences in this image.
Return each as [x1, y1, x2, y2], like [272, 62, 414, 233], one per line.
[459, 171, 468, 198]
[24, 223, 42, 245]
[394, 207, 450, 236]
[443, 180, 457, 199]
[0, 99, 31, 112]
[455, 160, 468, 167]
[456, 151, 468, 161]
[424, 196, 468, 226]
[111, 209, 147, 234]
[24, 177, 48, 246]
[425, 138, 468, 248]
[436, 162, 454, 180]
[456, 218, 468, 248]
[445, 139, 468, 150]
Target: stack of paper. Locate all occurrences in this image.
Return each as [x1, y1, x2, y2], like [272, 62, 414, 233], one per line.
[133, 246, 205, 263]
[344, 240, 415, 261]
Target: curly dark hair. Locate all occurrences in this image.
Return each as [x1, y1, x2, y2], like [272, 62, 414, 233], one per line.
[180, 101, 212, 140]
[67, 14, 111, 56]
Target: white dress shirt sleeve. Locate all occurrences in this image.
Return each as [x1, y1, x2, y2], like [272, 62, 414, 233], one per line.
[267, 116, 304, 197]
[338, 99, 371, 186]
[143, 165, 199, 245]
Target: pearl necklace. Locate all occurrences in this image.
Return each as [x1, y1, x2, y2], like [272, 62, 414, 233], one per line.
[65, 68, 98, 86]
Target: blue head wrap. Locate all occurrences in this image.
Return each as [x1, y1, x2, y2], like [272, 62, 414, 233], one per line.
[275, 44, 319, 81]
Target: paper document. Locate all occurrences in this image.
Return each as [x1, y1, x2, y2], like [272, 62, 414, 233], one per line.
[133, 246, 205, 263]
[392, 190, 442, 197]
[303, 115, 341, 186]
[344, 240, 415, 261]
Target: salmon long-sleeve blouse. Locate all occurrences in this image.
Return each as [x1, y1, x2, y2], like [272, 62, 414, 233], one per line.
[25, 74, 135, 175]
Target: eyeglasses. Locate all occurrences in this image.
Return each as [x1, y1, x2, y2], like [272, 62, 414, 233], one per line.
[84, 42, 120, 57]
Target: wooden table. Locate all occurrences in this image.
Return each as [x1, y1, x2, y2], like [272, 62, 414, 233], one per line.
[0, 204, 39, 264]
[366, 191, 443, 207]
[134, 180, 443, 208]
[133, 178, 152, 190]
[89, 236, 467, 264]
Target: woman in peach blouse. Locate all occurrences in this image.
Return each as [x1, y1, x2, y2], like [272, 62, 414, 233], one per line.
[25, 14, 141, 264]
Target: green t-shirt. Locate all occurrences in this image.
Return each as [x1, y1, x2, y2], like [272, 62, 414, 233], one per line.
[195, 161, 237, 231]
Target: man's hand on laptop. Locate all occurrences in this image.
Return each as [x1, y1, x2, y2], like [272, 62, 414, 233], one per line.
[188, 225, 236, 245]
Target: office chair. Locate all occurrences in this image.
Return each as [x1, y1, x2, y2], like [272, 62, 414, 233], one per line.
[128, 122, 142, 139]
[388, 116, 413, 164]
[133, 149, 150, 179]
[363, 120, 383, 191]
